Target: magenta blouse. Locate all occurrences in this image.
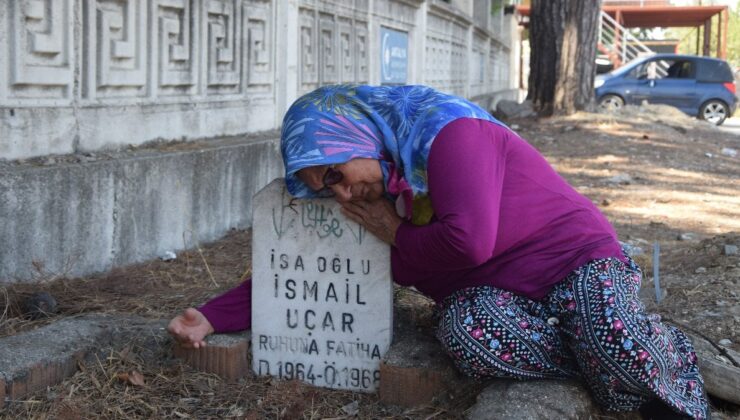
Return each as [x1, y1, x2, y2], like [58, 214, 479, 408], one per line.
[199, 118, 624, 332]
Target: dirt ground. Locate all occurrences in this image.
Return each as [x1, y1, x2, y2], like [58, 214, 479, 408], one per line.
[1, 105, 738, 419]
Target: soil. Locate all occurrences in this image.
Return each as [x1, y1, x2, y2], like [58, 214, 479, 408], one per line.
[1, 104, 738, 419]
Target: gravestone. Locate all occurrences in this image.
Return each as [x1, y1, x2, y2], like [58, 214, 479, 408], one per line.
[251, 178, 393, 392]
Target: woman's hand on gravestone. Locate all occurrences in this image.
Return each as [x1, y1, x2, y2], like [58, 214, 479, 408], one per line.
[167, 308, 215, 349]
[340, 199, 401, 246]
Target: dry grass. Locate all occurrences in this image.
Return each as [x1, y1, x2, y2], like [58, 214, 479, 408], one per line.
[0, 229, 468, 419]
[0, 229, 252, 338]
[0, 338, 463, 419]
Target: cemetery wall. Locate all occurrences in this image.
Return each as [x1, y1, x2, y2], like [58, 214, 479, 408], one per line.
[0, 0, 519, 160]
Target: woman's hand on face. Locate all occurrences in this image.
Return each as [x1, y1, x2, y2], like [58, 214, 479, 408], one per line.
[340, 199, 402, 246]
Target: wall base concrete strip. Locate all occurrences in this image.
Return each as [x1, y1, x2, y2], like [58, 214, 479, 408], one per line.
[173, 331, 251, 382]
[0, 134, 283, 282]
[0, 314, 167, 405]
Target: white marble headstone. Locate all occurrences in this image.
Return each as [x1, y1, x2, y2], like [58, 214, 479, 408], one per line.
[251, 178, 393, 392]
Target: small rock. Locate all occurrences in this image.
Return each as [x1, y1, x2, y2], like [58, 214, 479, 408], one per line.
[606, 173, 632, 184]
[718, 339, 732, 346]
[23, 292, 58, 320]
[510, 124, 520, 130]
[601, 199, 612, 206]
[467, 380, 595, 420]
[677, 233, 696, 241]
[723, 244, 738, 255]
[721, 147, 737, 157]
[695, 267, 707, 274]
[642, 134, 649, 139]
[705, 152, 713, 158]
[542, 136, 555, 142]
[621, 243, 644, 257]
[563, 125, 575, 132]
[341, 401, 359, 416]
[160, 251, 177, 261]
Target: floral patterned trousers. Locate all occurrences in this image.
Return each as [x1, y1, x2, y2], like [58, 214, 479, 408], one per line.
[436, 255, 708, 419]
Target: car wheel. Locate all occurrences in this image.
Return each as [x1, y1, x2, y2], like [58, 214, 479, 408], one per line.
[699, 100, 728, 125]
[599, 95, 624, 113]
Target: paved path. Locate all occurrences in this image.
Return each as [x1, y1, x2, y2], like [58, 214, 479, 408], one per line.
[720, 116, 740, 137]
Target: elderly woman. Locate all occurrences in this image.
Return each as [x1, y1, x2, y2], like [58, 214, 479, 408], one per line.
[169, 85, 707, 419]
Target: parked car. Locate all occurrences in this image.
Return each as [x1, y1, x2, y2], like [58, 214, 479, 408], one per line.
[595, 54, 738, 125]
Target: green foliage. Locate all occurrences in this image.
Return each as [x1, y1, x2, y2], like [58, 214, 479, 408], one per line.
[666, 7, 740, 69]
[728, 7, 740, 67]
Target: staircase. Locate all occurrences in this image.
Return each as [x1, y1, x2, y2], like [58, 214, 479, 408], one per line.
[598, 11, 655, 68]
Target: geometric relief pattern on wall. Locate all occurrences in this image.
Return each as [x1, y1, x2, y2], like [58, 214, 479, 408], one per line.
[91, 0, 148, 97]
[244, 0, 273, 92]
[489, 41, 501, 91]
[205, 0, 241, 94]
[471, 34, 487, 94]
[354, 0, 369, 13]
[338, 18, 353, 83]
[355, 22, 368, 83]
[374, 0, 416, 26]
[489, 43, 496, 89]
[319, 13, 337, 85]
[449, 21, 468, 96]
[425, 35, 452, 91]
[156, 0, 198, 95]
[299, 8, 318, 91]
[8, 0, 74, 98]
[426, 13, 455, 92]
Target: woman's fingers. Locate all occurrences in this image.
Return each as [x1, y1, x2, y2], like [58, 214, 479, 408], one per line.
[167, 308, 213, 348]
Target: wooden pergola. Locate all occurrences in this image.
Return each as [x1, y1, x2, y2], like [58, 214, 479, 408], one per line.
[515, 4, 730, 59]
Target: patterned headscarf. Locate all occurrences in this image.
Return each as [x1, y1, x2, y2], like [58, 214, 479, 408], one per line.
[281, 84, 504, 224]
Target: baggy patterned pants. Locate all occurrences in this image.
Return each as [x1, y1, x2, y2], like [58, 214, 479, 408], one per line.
[436, 255, 708, 419]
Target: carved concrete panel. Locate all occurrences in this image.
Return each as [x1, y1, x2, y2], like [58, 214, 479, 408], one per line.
[299, 8, 318, 92]
[156, 0, 198, 96]
[82, 0, 148, 98]
[244, 0, 273, 93]
[426, 11, 468, 95]
[319, 13, 337, 85]
[339, 18, 353, 84]
[471, 32, 487, 96]
[203, 0, 241, 94]
[374, 0, 417, 26]
[8, 0, 74, 99]
[355, 23, 368, 83]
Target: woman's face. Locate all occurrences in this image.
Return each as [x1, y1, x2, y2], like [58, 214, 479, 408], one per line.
[298, 158, 384, 202]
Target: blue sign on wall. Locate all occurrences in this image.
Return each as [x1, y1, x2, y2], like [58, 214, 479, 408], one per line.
[380, 27, 408, 85]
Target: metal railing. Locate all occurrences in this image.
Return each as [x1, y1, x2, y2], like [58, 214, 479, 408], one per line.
[599, 10, 655, 67]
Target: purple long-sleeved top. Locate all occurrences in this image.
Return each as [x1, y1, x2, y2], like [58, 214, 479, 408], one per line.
[199, 118, 624, 332]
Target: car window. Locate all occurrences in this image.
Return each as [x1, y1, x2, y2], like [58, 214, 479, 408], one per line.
[632, 59, 694, 80]
[696, 59, 734, 83]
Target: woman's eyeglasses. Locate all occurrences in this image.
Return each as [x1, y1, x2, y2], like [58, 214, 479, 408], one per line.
[322, 166, 344, 188]
[315, 165, 343, 197]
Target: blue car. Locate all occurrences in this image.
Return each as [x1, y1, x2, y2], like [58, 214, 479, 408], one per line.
[595, 54, 738, 125]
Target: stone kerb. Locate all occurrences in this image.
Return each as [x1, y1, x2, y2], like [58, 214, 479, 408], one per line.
[251, 179, 393, 392]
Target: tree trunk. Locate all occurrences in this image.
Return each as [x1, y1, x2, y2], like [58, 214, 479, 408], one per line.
[528, 0, 602, 116]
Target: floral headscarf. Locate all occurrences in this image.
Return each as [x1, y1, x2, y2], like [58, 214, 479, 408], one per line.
[281, 85, 505, 225]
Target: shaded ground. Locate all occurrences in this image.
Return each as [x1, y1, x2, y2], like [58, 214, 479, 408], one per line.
[514, 105, 739, 352]
[1, 105, 738, 419]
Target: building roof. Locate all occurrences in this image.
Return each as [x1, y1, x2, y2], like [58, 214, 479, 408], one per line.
[515, 5, 726, 28]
